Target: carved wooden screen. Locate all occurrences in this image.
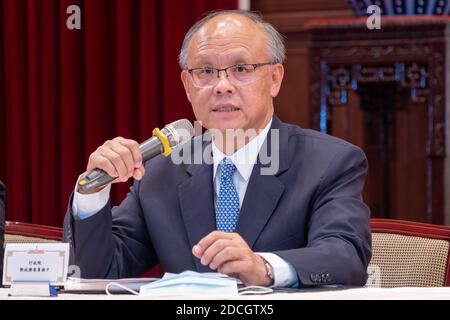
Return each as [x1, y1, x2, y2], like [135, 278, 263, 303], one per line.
[307, 17, 448, 224]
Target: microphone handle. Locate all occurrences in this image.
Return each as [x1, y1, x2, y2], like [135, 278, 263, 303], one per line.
[140, 135, 164, 161]
[77, 168, 115, 193]
[77, 136, 164, 193]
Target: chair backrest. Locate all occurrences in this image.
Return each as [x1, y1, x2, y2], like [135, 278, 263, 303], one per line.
[5, 221, 63, 244]
[366, 218, 450, 288]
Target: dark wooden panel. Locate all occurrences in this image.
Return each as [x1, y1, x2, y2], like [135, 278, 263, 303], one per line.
[252, 0, 350, 13]
[252, 0, 354, 128]
[261, 10, 354, 33]
[275, 43, 309, 127]
[404, 102, 428, 221]
[391, 103, 428, 222]
[307, 17, 448, 224]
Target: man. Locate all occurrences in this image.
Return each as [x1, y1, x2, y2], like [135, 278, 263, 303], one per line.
[0, 181, 5, 285]
[64, 10, 371, 287]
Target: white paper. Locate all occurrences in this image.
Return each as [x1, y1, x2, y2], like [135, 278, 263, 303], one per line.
[2, 243, 70, 286]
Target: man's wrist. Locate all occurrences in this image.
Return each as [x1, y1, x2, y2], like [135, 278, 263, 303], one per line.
[259, 255, 274, 286]
[72, 174, 111, 220]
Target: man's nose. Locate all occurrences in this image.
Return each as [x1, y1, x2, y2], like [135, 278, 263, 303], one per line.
[214, 70, 235, 95]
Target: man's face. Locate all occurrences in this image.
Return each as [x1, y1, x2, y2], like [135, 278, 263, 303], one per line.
[181, 14, 284, 133]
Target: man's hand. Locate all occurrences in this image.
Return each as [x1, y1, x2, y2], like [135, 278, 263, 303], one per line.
[84, 137, 145, 191]
[192, 231, 272, 286]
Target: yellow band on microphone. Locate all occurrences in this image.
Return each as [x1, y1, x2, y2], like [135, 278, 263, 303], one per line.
[152, 128, 172, 157]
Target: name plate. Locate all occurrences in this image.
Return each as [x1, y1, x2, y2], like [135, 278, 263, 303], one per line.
[2, 243, 70, 286]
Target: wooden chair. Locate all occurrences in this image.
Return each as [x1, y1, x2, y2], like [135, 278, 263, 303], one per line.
[5, 221, 63, 244]
[366, 218, 450, 287]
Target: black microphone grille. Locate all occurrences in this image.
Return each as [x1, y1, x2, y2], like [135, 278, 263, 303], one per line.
[165, 119, 194, 146]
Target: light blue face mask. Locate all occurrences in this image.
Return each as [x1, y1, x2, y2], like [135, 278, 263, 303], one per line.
[139, 271, 238, 297]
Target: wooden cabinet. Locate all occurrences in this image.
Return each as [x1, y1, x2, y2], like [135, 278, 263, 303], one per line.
[306, 17, 450, 224]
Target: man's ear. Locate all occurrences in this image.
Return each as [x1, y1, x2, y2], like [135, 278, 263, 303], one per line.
[181, 71, 192, 102]
[270, 64, 284, 98]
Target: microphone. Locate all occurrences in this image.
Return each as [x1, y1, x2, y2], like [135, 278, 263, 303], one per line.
[77, 119, 194, 193]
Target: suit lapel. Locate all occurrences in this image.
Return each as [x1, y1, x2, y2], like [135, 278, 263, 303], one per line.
[235, 165, 285, 249]
[235, 116, 290, 249]
[178, 141, 215, 272]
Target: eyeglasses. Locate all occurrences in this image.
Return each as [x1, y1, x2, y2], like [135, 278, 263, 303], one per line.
[186, 62, 274, 88]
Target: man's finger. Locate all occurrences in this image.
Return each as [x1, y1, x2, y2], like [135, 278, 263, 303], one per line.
[119, 139, 142, 167]
[217, 260, 244, 277]
[98, 147, 128, 180]
[89, 154, 118, 178]
[110, 142, 135, 174]
[209, 246, 241, 270]
[199, 238, 233, 266]
[193, 231, 235, 257]
[133, 166, 146, 180]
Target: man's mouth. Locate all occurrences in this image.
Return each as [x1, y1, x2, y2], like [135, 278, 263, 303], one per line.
[211, 104, 240, 112]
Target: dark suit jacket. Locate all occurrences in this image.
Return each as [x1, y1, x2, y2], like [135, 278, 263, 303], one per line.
[0, 181, 5, 285]
[64, 116, 371, 286]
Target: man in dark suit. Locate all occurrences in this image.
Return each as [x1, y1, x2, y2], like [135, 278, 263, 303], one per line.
[0, 181, 5, 285]
[64, 10, 371, 287]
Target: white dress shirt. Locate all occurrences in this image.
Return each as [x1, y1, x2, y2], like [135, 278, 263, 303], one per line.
[73, 118, 298, 287]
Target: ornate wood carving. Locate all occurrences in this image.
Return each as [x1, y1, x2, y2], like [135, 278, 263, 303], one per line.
[307, 17, 449, 224]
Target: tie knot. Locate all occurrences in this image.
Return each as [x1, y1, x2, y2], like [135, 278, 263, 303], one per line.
[220, 158, 236, 179]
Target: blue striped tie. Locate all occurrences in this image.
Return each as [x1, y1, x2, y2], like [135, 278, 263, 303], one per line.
[215, 158, 240, 232]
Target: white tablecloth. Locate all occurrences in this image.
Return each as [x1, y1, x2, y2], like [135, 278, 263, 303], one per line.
[1, 287, 450, 300]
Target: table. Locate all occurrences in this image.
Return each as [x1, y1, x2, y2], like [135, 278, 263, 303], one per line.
[1, 287, 450, 300]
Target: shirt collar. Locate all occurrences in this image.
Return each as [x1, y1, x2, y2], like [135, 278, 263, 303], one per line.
[212, 118, 273, 182]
